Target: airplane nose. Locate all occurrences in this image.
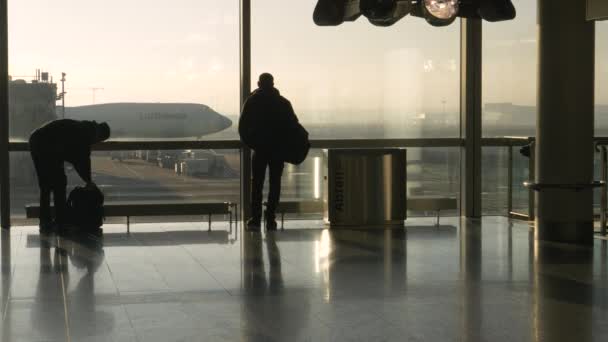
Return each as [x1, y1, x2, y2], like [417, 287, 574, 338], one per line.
[224, 116, 233, 129]
[206, 111, 232, 134]
[219, 115, 232, 130]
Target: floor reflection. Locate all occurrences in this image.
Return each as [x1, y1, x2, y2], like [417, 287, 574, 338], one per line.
[242, 231, 309, 341]
[532, 240, 595, 342]
[322, 229, 407, 297]
[1, 228, 12, 342]
[460, 219, 483, 342]
[11, 230, 108, 341]
[1, 218, 608, 341]
[32, 234, 68, 339]
[61, 232, 114, 340]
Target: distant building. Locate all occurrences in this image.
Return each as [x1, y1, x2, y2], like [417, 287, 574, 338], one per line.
[9, 78, 57, 139]
[9, 78, 58, 185]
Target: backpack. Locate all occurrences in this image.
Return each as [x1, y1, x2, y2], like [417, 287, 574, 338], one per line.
[280, 122, 311, 165]
[67, 185, 105, 229]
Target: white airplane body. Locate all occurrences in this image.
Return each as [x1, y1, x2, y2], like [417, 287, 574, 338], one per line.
[62, 103, 232, 139]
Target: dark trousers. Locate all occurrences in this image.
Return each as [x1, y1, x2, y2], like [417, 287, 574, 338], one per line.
[30, 140, 67, 225]
[251, 152, 284, 220]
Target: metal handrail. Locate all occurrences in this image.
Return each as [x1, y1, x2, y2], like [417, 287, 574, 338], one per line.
[507, 139, 608, 236]
[6, 137, 542, 152]
[7, 138, 466, 152]
[481, 136, 534, 147]
[523, 181, 606, 191]
[5, 137, 544, 151]
[507, 141, 535, 221]
[593, 139, 608, 235]
[7, 139, 243, 152]
[310, 138, 464, 149]
[601, 145, 608, 237]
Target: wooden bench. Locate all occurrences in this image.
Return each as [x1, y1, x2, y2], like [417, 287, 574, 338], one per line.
[407, 197, 458, 225]
[25, 201, 238, 233]
[263, 200, 324, 229]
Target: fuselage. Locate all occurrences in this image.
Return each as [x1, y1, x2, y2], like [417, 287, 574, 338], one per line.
[62, 103, 232, 139]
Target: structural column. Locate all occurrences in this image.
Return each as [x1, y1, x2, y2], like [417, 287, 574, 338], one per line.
[240, 0, 252, 221]
[0, 0, 10, 229]
[460, 18, 482, 219]
[536, 0, 595, 244]
[459, 218, 482, 341]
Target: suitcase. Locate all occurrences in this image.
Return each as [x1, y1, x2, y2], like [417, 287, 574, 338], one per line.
[67, 184, 105, 230]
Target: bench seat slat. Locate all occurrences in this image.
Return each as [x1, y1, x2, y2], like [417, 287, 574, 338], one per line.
[25, 202, 233, 219]
[407, 198, 458, 211]
[263, 198, 459, 214]
[272, 201, 323, 213]
[265, 198, 458, 228]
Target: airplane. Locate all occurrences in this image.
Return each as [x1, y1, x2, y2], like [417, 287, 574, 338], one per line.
[62, 102, 233, 139]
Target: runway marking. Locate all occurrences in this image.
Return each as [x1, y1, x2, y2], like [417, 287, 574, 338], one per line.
[120, 162, 145, 180]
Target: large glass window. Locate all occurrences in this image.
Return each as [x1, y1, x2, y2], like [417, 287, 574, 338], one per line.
[406, 147, 460, 216]
[8, 0, 239, 142]
[252, 1, 460, 140]
[482, 1, 536, 215]
[482, 0, 537, 138]
[8, 1, 240, 220]
[10, 149, 240, 222]
[251, 2, 461, 219]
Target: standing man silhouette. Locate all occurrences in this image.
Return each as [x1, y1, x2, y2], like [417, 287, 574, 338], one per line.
[29, 119, 111, 233]
[239, 73, 299, 231]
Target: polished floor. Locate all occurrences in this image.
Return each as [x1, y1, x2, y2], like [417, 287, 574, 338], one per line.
[1, 217, 607, 342]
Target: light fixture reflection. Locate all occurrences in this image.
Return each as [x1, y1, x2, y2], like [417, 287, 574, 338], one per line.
[314, 157, 321, 200]
[316, 229, 332, 302]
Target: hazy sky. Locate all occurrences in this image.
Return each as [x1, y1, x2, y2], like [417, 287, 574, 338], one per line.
[9, 0, 240, 113]
[7, 0, 608, 122]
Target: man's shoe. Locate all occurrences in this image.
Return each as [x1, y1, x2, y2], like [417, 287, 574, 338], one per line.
[265, 218, 278, 231]
[246, 218, 261, 232]
[87, 227, 104, 238]
[56, 222, 79, 236]
[265, 211, 278, 231]
[39, 222, 56, 234]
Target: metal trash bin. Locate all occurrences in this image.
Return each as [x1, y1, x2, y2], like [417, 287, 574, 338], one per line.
[324, 149, 406, 228]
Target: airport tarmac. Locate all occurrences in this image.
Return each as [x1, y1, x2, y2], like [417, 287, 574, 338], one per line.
[9, 153, 320, 224]
[7, 150, 507, 224]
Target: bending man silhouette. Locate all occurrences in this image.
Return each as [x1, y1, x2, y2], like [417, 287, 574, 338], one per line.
[239, 73, 299, 231]
[29, 119, 110, 233]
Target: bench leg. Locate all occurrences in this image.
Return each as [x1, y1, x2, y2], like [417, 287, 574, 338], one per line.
[208, 214, 212, 231]
[233, 204, 238, 224]
[281, 213, 285, 230]
[127, 216, 130, 234]
[436, 210, 440, 226]
[229, 211, 233, 234]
